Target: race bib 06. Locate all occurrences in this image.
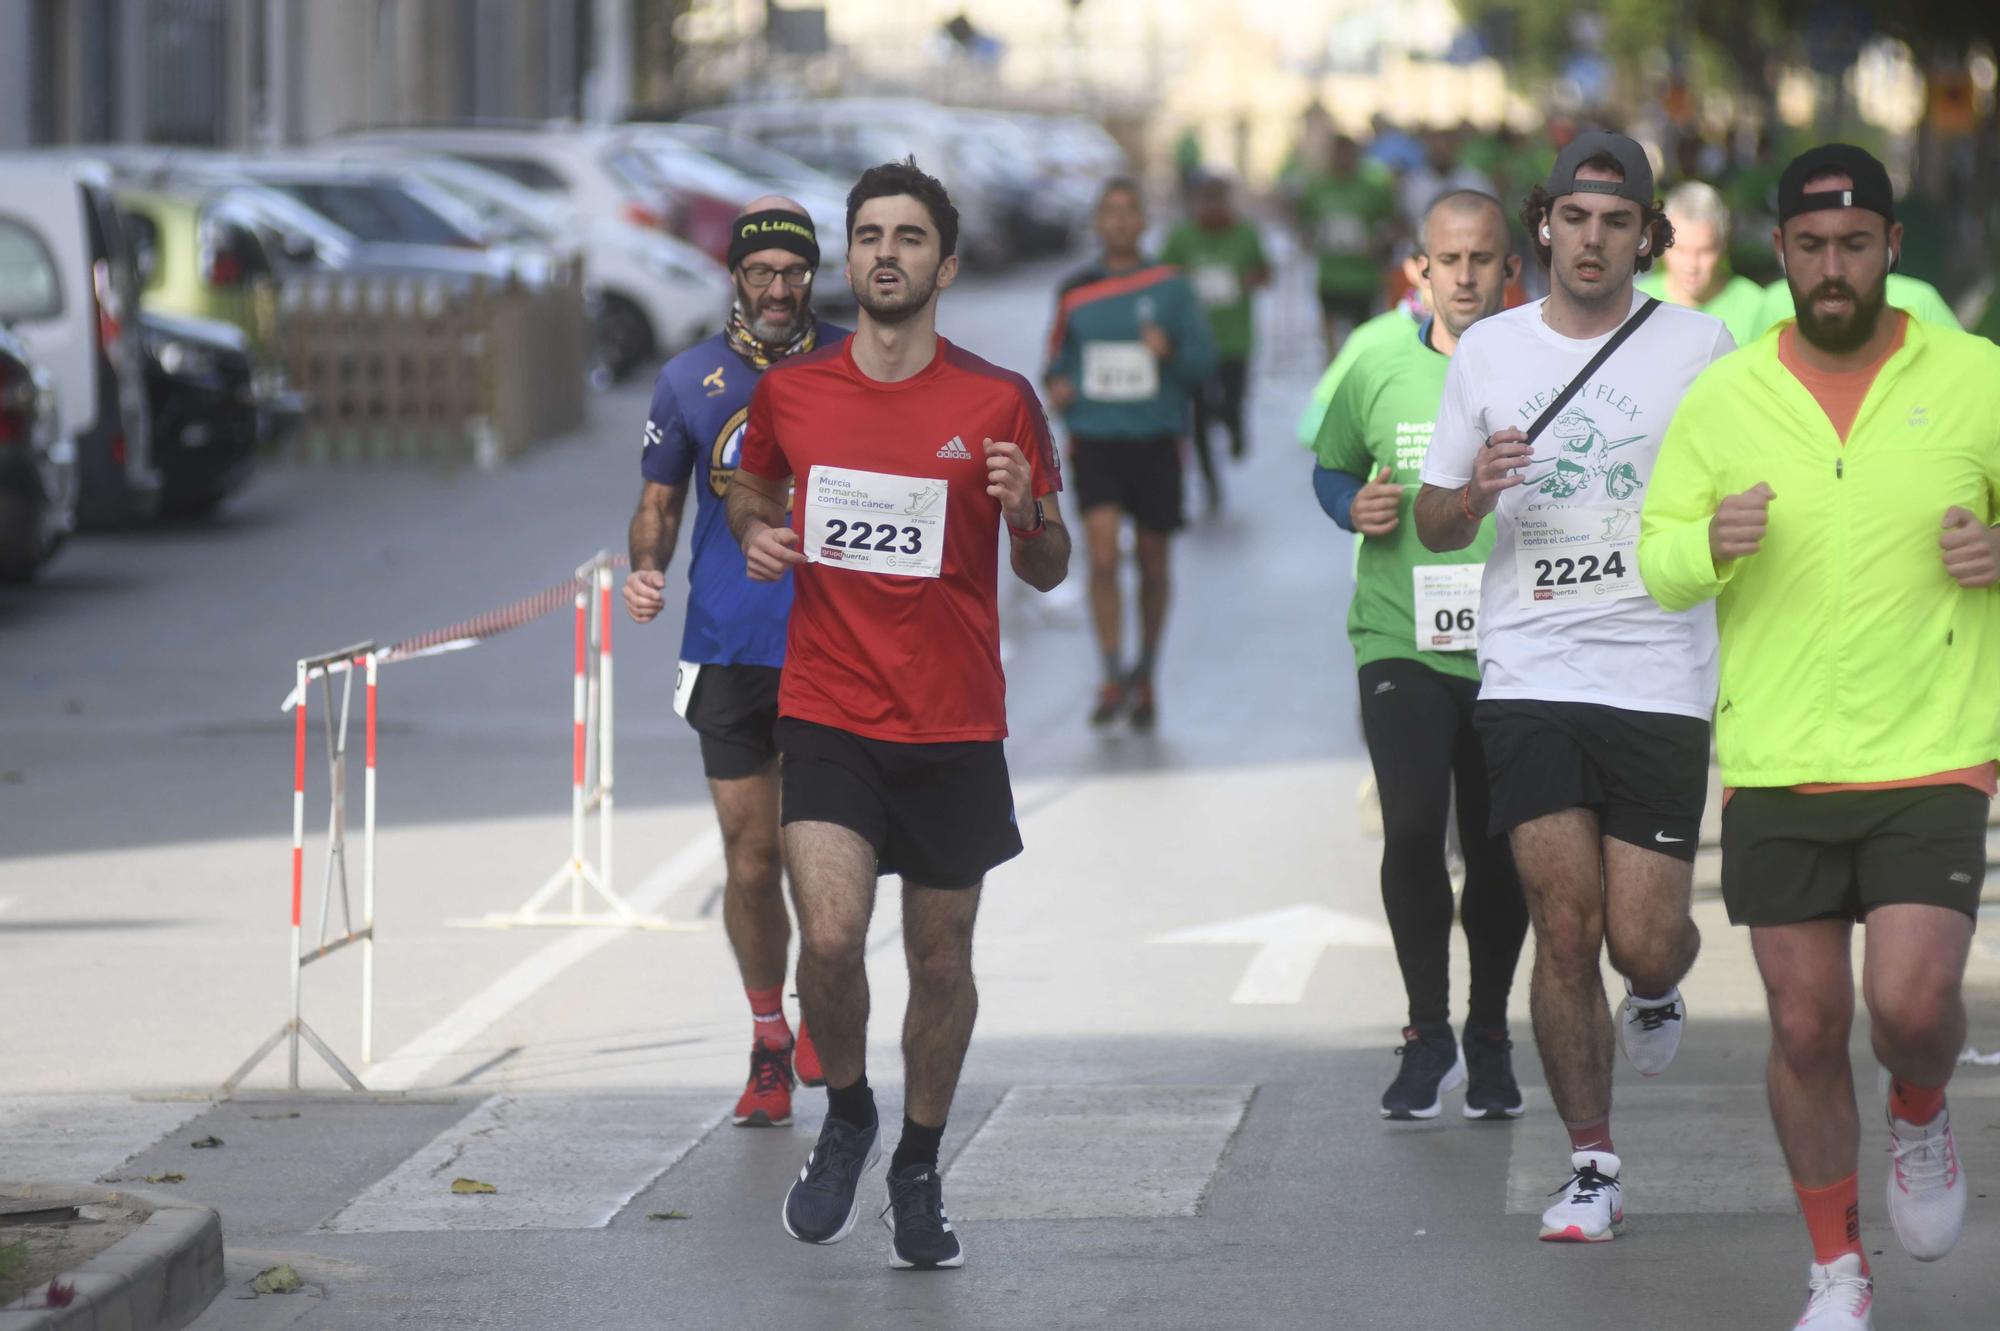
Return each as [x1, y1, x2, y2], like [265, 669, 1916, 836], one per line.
[1082, 341, 1160, 402]
[1513, 503, 1644, 608]
[803, 465, 947, 579]
[1413, 564, 1482, 651]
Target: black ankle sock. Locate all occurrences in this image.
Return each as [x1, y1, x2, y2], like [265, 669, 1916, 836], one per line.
[825, 1075, 876, 1130]
[891, 1114, 944, 1173]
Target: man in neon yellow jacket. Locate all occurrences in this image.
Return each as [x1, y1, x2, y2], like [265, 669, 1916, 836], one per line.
[1640, 144, 2000, 1331]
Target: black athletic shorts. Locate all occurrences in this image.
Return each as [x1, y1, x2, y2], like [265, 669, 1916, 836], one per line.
[1721, 785, 1990, 926]
[683, 663, 781, 781]
[1318, 288, 1375, 327]
[1069, 435, 1183, 534]
[776, 717, 1023, 890]
[1473, 699, 1710, 861]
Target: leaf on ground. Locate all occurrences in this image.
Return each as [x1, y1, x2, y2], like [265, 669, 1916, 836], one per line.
[449, 1177, 497, 1195]
[144, 1173, 185, 1185]
[190, 1135, 224, 1149]
[646, 1209, 691, 1221]
[250, 1264, 301, 1295]
[251, 1111, 302, 1121]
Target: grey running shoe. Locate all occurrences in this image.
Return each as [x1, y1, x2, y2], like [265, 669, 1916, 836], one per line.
[882, 1162, 964, 1270]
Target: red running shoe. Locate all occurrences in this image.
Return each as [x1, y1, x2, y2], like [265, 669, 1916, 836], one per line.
[732, 1043, 794, 1127]
[793, 1020, 825, 1088]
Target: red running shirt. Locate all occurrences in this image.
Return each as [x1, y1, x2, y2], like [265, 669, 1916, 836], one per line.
[739, 336, 1061, 742]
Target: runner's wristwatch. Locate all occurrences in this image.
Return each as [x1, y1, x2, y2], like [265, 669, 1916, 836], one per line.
[1009, 499, 1047, 540]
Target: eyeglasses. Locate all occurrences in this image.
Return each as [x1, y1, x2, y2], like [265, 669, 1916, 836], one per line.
[740, 264, 814, 290]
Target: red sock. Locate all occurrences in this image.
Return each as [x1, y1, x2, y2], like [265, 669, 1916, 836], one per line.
[1889, 1077, 1946, 1126]
[1564, 1116, 1613, 1155]
[1794, 1174, 1867, 1270]
[747, 984, 792, 1050]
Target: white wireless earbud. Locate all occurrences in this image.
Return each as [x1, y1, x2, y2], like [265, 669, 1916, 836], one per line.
[1888, 247, 1899, 271]
[1540, 224, 1551, 243]
[1637, 236, 1650, 255]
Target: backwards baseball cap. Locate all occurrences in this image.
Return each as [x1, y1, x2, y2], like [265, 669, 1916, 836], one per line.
[1777, 144, 1895, 226]
[1544, 130, 1656, 208]
[727, 209, 819, 271]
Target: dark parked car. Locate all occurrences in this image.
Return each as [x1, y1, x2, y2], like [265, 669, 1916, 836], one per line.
[0, 325, 74, 582]
[142, 308, 297, 518]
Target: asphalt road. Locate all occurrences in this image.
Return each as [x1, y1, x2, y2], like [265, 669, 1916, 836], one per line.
[2, 250, 1998, 1330]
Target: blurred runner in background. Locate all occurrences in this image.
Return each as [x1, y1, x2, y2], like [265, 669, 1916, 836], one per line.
[1161, 171, 1270, 512]
[1047, 179, 1216, 733]
[1297, 135, 1398, 358]
[1637, 182, 1766, 346]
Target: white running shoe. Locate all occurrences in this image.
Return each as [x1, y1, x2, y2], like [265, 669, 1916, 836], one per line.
[1617, 985, 1685, 1077]
[1886, 1099, 1966, 1262]
[1539, 1151, 1623, 1242]
[1795, 1253, 1873, 1328]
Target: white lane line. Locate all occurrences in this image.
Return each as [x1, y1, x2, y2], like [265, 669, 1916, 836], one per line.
[946, 1085, 1255, 1220]
[369, 831, 721, 1092]
[0, 1096, 207, 1184]
[322, 1093, 720, 1232]
[1153, 904, 1394, 1005]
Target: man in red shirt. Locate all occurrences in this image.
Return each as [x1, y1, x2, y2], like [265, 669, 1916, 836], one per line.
[727, 158, 1069, 1270]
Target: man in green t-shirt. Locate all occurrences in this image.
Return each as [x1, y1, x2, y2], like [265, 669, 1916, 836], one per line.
[1161, 173, 1270, 511]
[1636, 181, 1766, 346]
[1296, 134, 1397, 356]
[1311, 189, 1529, 1123]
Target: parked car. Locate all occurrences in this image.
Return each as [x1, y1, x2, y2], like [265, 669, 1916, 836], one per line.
[325, 127, 743, 378]
[142, 308, 296, 518]
[681, 100, 1020, 268]
[116, 182, 281, 369]
[0, 156, 155, 528]
[0, 326, 73, 582]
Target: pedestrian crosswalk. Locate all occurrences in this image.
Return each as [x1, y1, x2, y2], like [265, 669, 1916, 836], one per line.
[0, 1095, 205, 1184]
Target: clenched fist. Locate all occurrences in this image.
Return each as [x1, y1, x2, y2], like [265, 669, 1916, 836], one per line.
[1352, 466, 1402, 537]
[1709, 482, 1774, 564]
[624, 569, 666, 623]
[1940, 506, 2000, 588]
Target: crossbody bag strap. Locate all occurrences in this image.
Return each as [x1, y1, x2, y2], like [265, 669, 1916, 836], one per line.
[1523, 297, 1662, 444]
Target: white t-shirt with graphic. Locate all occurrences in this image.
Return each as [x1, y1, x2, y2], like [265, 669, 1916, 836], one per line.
[1421, 292, 1734, 720]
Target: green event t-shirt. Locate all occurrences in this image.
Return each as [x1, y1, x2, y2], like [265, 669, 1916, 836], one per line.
[1751, 273, 1960, 336]
[1160, 220, 1268, 361]
[1313, 318, 1495, 681]
[1297, 167, 1396, 296]
[1635, 270, 1766, 348]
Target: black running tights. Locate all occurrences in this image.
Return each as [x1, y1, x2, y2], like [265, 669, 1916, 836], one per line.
[1356, 657, 1529, 1029]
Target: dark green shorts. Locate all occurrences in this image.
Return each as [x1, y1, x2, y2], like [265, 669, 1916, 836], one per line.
[1720, 785, 1990, 927]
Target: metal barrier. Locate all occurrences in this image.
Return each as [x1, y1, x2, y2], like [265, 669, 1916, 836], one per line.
[224, 643, 378, 1093]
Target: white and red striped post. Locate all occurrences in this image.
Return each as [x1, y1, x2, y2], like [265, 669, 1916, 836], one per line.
[568, 588, 588, 917]
[596, 562, 614, 897]
[361, 651, 378, 1065]
[288, 659, 308, 1088]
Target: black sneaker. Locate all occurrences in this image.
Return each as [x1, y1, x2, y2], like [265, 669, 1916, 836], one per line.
[1461, 1026, 1525, 1121]
[1381, 1023, 1465, 1120]
[782, 1114, 879, 1244]
[1126, 675, 1157, 732]
[1089, 679, 1127, 728]
[882, 1162, 964, 1270]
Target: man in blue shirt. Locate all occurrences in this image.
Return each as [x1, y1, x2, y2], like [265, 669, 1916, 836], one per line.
[624, 197, 848, 1130]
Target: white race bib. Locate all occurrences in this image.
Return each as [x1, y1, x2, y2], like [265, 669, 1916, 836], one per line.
[1513, 503, 1644, 608]
[1191, 263, 1241, 308]
[802, 465, 947, 579]
[1081, 341, 1160, 402]
[672, 661, 701, 718]
[1413, 564, 1483, 652]
[1318, 214, 1368, 254]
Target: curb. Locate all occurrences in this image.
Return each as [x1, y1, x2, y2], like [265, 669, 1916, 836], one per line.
[0, 1182, 223, 1331]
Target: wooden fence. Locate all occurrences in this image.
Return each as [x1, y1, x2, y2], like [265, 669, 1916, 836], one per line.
[274, 263, 586, 468]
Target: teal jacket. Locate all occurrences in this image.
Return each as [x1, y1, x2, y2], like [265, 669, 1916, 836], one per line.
[1046, 261, 1217, 440]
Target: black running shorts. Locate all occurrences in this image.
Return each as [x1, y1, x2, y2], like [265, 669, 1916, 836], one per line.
[1069, 435, 1184, 534]
[1473, 699, 1710, 860]
[684, 664, 781, 782]
[777, 717, 1023, 890]
[1721, 785, 1990, 926]
[1317, 288, 1375, 327]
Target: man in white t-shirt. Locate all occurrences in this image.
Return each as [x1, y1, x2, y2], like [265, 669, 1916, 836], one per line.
[1412, 131, 1735, 1244]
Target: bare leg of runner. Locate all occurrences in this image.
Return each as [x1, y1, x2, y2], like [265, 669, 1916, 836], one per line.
[1134, 528, 1172, 674]
[1512, 809, 1613, 1126]
[900, 881, 983, 1127]
[713, 768, 787, 990]
[1753, 919, 1858, 1187]
[1601, 839, 1701, 999]
[1860, 904, 1972, 1090]
[786, 821, 879, 1092]
[1084, 504, 1124, 679]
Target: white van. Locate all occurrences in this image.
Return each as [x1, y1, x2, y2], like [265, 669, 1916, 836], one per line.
[0, 157, 154, 527]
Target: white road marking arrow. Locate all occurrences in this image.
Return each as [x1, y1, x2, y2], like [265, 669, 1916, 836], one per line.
[1153, 904, 1393, 1005]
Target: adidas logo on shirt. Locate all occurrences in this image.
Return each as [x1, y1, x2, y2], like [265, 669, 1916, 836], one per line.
[936, 436, 973, 460]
